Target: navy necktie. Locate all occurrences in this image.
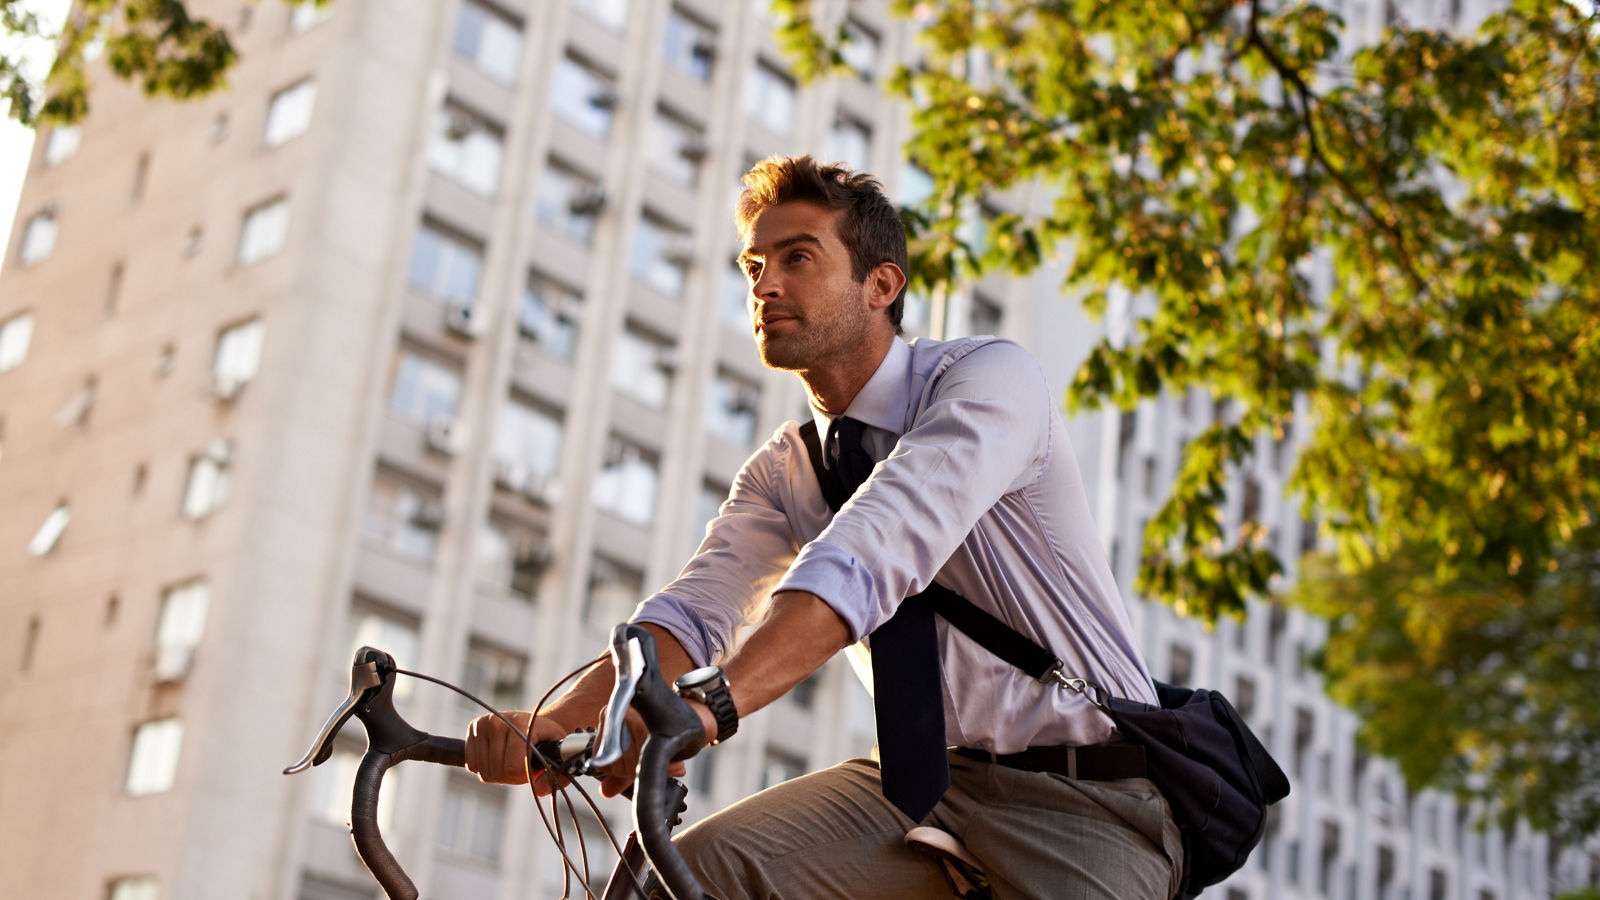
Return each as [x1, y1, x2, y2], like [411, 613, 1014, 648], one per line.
[827, 416, 949, 822]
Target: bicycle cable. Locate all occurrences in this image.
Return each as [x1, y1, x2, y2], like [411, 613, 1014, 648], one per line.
[395, 656, 651, 900]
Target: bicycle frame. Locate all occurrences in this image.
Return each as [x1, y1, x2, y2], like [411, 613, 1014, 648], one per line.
[284, 623, 708, 900]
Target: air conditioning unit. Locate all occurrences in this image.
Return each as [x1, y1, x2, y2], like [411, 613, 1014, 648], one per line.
[690, 37, 718, 61]
[492, 458, 529, 492]
[443, 303, 481, 339]
[663, 237, 697, 267]
[728, 388, 761, 418]
[514, 539, 554, 574]
[425, 417, 461, 457]
[568, 185, 607, 216]
[589, 87, 620, 110]
[409, 500, 446, 530]
[444, 109, 477, 141]
[521, 475, 561, 507]
[654, 347, 683, 374]
[679, 138, 710, 162]
[153, 643, 194, 682]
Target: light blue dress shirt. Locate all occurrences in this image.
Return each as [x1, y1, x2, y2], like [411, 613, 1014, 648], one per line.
[634, 336, 1157, 752]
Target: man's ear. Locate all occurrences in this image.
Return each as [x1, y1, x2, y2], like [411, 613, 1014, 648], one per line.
[864, 262, 907, 313]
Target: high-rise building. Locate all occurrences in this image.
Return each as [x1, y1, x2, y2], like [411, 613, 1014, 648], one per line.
[0, 1, 1593, 899]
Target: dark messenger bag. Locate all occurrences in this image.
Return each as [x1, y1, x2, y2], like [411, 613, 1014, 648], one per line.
[799, 421, 1291, 898]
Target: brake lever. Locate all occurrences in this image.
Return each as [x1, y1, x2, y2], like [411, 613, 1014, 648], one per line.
[591, 628, 646, 768]
[283, 648, 388, 774]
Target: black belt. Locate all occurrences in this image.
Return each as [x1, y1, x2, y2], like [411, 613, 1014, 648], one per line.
[953, 744, 1147, 781]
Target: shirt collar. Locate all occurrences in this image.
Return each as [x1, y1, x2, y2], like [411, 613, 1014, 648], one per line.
[808, 337, 913, 439]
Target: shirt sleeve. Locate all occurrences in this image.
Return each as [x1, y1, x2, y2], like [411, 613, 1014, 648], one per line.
[774, 340, 1053, 639]
[630, 428, 803, 666]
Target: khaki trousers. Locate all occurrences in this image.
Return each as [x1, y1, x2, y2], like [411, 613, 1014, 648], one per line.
[672, 751, 1183, 900]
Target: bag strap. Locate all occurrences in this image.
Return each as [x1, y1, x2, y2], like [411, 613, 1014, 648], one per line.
[798, 420, 1065, 683]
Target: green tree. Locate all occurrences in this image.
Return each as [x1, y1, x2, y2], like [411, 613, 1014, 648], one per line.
[3, 0, 239, 126]
[778, 0, 1599, 842]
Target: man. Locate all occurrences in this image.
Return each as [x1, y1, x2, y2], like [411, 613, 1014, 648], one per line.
[466, 156, 1181, 899]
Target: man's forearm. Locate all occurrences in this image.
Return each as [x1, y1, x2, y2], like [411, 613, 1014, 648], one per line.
[718, 590, 853, 728]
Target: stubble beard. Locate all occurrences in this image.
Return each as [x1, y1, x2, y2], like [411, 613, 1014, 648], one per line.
[756, 281, 875, 373]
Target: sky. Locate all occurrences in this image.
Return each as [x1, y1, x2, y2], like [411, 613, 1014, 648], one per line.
[0, 0, 72, 277]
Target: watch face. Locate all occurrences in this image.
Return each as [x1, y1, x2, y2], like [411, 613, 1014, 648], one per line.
[675, 666, 721, 691]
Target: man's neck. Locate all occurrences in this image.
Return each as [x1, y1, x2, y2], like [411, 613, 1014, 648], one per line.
[796, 334, 895, 416]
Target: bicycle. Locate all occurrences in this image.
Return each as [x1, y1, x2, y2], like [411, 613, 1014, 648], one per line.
[285, 622, 994, 900]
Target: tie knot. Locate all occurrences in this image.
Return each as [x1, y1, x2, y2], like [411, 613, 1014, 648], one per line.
[827, 416, 874, 495]
[830, 415, 866, 455]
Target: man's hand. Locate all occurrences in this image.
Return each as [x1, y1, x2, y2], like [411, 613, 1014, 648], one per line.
[593, 704, 693, 798]
[465, 711, 573, 793]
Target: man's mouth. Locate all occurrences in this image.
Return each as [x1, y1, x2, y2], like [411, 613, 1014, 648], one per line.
[757, 314, 799, 334]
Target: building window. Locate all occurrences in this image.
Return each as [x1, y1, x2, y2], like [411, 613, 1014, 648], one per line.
[388, 349, 462, 425]
[610, 325, 674, 409]
[571, 0, 628, 29]
[721, 261, 751, 331]
[19, 209, 57, 265]
[44, 125, 81, 165]
[592, 438, 659, 527]
[551, 55, 616, 137]
[706, 370, 760, 447]
[631, 214, 692, 297]
[153, 579, 209, 681]
[760, 747, 805, 789]
[263, 78, 317, 147]
[307, 747, 399, 831]
[212, 318, 264, 397]
[460, 642, 526, 714]
[1168, 643, 1193, 687]
[289, 0, 330, 31]
[345, 603, 420, 676]
[535, 162, 604, 244]
[969, 291, 1002, 336]
[28, 502, 69, 556]
[694, 480, 728, 542]
[744, 61, 796, 134]
[824, 116, 871, 171]
[583, 556, 643, 626]
[427, 103, 504, 196]
[1233, 674, 1256, 721]
[648, 107, 706, 186]
[0, 311, 34, 372]
[437, 777, 508, 861]
[237, 197, 289, 265]
[108, 876, 160, 900]
[126, 718, 184, 795]
[662, 8, 715, 82]
[519, 276, 581, 357]
[897, 163, 935, 208]
[453, 0, 521, 84]
[474, 520, 548, 600]
[492, 399, 563, 499]
[688, 745, 717, 795]
[360, 470, 443, 561]
[407, 222, 483, 307]
[840, 18, 880, 81]
[181, 440, 233, 520]
[789, 671, 821, 709]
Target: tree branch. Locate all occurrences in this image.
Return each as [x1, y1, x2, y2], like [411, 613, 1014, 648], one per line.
[1244, 0, 1433, 298]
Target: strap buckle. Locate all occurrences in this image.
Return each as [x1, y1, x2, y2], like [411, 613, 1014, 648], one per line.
[1047, 663, 1112, 712]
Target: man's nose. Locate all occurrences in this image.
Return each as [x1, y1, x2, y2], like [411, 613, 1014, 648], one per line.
[751, 267, 781, 300]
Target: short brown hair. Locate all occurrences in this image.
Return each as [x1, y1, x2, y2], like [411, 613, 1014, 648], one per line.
[735, 155, 909, 329]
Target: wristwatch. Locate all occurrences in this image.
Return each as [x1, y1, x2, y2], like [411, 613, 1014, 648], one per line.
[673, 666, 739, 745]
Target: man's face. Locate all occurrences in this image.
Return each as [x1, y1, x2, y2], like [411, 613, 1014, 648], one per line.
[737, 202, 879, 372]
